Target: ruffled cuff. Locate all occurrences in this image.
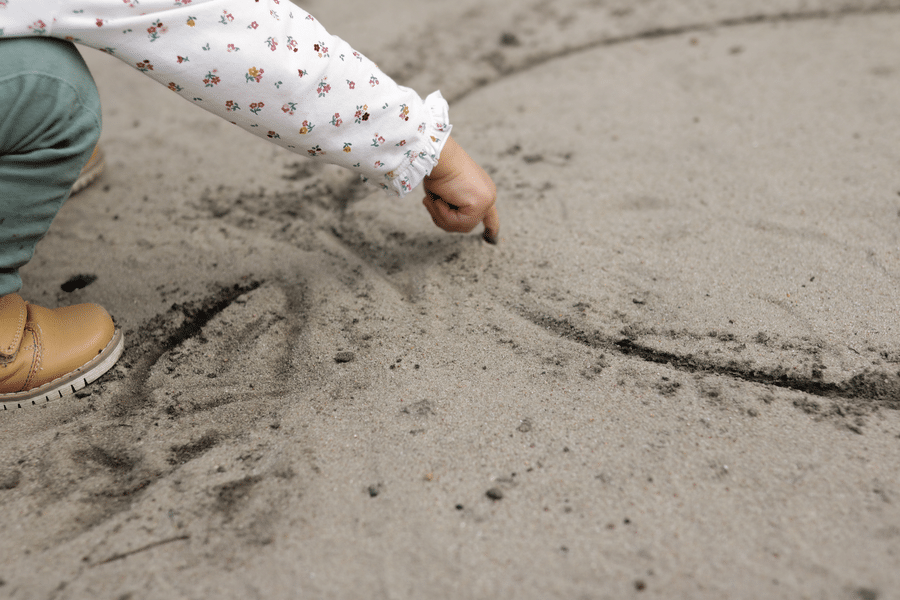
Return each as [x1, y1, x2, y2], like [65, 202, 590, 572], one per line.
[362, 91, 453, 197]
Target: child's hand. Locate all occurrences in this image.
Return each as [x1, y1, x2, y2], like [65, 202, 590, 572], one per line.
[422, 136, 500, 243]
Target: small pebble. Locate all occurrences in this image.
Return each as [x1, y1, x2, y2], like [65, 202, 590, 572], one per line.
[486, 487, 504, 500]
[334, 351, 355, 363]
[499, 32, 521, 47]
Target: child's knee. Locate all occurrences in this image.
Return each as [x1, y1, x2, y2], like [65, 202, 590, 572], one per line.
[0, 37, 101, 158]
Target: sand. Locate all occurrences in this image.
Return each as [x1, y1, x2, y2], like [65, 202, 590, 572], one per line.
[1, 1, 900, 598]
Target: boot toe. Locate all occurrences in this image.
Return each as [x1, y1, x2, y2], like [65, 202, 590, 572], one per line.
[1, 297, 123, 407]
[27, 302, 116, 388]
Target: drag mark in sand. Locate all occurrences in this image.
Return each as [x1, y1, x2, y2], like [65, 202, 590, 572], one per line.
[9, 281, 302, 555]
[513, 302, 900, 409]
[90, 535, 190, 567]
[450, 4, 900, 103]
[112, 280, 263, 416]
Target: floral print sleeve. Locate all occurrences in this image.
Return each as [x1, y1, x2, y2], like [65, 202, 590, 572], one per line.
[0, 0, 451, 197]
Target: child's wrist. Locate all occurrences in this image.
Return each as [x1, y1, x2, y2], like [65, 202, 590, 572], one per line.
[427, 136, 460, 183]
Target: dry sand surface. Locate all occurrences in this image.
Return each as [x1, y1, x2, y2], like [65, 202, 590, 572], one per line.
[2, 1, 900, 598]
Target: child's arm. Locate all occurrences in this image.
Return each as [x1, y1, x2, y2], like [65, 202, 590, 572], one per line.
[6, 0, 493, 217]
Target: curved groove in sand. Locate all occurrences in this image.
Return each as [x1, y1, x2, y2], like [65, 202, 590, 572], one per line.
[450, 5, 900, 103]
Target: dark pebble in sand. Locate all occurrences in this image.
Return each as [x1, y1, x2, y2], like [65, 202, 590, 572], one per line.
[856, 588, 879, 600]
[61, 273, 97, 292]
[0, 470, 21, 490]
[334, 351, 355, 363]
[486, 487, 504, 500]
[499, 32, 521, 47]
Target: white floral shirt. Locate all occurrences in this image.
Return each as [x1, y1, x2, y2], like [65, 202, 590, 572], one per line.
[0, 0, 451, 196]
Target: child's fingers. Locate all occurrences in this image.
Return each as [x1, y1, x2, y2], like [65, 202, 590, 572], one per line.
[435, 197, 481, 232]
[422, 195, 440, 225]
[421, 195, 453, 231]
[482, 205, 500, 242]
[423, 194, 480, 232]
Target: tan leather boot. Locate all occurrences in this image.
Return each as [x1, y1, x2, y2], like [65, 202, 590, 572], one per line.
[0, 294, 124, 409]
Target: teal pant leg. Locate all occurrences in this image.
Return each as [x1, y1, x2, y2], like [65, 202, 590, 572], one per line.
[0, 37, 101, 296]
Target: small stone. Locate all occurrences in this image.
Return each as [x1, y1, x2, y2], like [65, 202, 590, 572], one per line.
[61, 273, 97, 293]
[334, 351, 355, 363]
[486, 487, 504, 501]
[856, 587, 879, 600]
[0, 470, 21, 490]
[499, 32, 521, 47]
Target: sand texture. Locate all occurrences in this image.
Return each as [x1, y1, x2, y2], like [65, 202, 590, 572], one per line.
[2, 1, 900, 598]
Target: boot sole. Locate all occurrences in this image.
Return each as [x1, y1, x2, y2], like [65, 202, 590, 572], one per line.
[70, 148, 105, 196]
[0, 329, 124, 410]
